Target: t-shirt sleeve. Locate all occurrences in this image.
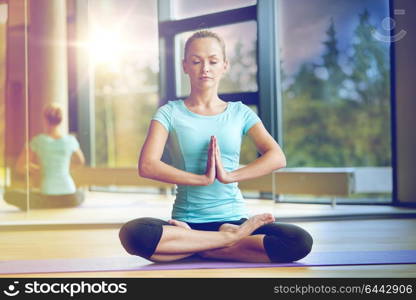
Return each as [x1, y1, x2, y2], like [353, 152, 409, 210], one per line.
[242, 104, 262, 135]
[69, 135, 80, 152]
[152, 103, 173, 132]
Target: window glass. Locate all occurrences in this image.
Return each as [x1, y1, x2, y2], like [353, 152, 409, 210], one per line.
[279, 0, 392, 203]
[89, 0, 159, 167]
[176, 21, 257, 97]
[173, 0, 256, 19]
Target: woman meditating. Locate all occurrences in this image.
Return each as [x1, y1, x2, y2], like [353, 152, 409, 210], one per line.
[119, 30, 313, 263]
[4, 103, 85, 210]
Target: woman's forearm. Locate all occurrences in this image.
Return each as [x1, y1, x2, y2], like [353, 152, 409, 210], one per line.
[139, 160, 209, 186]
[229, 149, 286, 183]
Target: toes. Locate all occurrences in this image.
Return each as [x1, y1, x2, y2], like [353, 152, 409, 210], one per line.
[168, 219, 181, 226]
[262, 213, 275, 223]
[168, 219, 191, 229]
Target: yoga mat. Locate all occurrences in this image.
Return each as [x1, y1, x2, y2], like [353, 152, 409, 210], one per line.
[1, 250, 416, 275]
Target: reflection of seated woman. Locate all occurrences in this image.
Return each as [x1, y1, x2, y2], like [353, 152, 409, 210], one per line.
[4, 104, 85, 210]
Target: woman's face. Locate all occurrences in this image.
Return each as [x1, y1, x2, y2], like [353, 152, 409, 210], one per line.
[183, 37, 228, 91]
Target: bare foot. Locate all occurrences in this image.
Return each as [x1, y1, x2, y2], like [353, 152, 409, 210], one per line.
[219, 223, 239, 233]
[235, 213, 275, 238]
[168, 219, 191, 230]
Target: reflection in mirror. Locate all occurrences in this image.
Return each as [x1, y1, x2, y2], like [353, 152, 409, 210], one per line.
[0, 3, 6, 211]
[0, 1, 29, 218]
[4, 104, 86, 211]
[2, 0, 162, 225]
[2, 0, 85, 222]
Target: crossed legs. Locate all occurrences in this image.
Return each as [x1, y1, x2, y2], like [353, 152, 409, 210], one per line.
[3, 189, 85, 210]
[119, 214, 313, 263]
[151, 218, 271, 263]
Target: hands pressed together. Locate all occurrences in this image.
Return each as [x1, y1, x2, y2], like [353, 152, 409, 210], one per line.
[204, 136, 233, 185]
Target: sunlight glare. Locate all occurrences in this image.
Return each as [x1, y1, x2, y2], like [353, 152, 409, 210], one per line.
[89, 28, 125, 66]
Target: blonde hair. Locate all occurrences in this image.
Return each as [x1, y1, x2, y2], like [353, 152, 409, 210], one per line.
[43, 103, 63, 126]
[184, 30, 227, 61]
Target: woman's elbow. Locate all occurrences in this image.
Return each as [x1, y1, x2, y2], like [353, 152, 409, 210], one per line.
[138, 163, 148, 178]
[138, 160, 154, 178]
[273, 150, 286, 169]
[72, 151, 85, 166]
[278, 155, 287, 169]
[76, 157, 85, 166]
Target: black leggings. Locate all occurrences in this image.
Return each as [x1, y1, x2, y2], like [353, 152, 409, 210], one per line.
[3, 189, 85, 211]
[119, 217, 313, 263]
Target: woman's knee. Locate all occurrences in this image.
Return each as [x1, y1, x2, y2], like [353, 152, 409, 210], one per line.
[119, 217, 168, 258]
[262, 223, 313, 263]
[3, 190, 29, 210]
[290, 226, 313, 261]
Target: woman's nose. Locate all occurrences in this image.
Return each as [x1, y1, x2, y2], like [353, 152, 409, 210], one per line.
[202, 62, 210, 73]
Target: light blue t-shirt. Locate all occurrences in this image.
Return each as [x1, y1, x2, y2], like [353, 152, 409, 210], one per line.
[30, 134, 80, 195]
[152, 99, 261, 223]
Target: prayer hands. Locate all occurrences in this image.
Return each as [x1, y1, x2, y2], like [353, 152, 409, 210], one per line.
[204, 136, 216, 185]
[205, 136, 233, 184]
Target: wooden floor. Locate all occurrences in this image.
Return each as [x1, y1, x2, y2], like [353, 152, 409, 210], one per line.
[1, 218, 415, 278]
[1, 192, 416, 277]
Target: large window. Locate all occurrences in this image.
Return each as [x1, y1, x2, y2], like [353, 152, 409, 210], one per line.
[278, 0, 392, 203]
[89, 0, 159, 167]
